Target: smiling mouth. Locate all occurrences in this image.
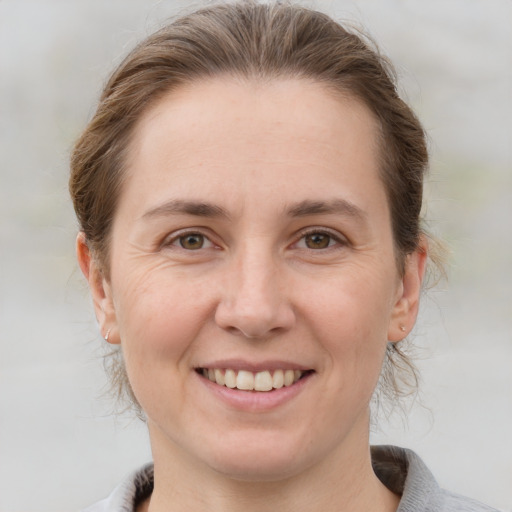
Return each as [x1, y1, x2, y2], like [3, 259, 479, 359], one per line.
[196, 368, 313, 392]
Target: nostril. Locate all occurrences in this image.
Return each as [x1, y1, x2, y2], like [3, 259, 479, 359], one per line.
[215, 301, 296, 339]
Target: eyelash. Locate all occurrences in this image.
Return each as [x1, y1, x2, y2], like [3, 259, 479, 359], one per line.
[162, 227, 347, 252]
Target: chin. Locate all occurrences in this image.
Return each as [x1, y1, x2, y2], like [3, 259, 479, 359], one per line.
[199, 432, 319, 482]
[208, 455, 304, 483]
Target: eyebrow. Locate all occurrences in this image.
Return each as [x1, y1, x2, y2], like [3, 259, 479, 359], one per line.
[286, 199, 367, 221]
[142, 200, 230, 220]
[141, 198, 366, 223]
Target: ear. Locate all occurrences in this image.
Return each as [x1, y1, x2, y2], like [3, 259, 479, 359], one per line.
[388, 237, 428, 342]
[76, 232, 119, 344]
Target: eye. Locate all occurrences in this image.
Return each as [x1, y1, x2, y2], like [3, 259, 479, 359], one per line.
[303, 232, 332, 249]
[179, 233, 207, 250]
[164, 231, 216, 250]
[295, 229, 345, 250]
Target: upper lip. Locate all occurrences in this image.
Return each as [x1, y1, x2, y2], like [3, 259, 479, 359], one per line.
[195, 359, 313, 372]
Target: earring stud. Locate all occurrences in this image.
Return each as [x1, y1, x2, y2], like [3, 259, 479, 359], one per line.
[104, 328, 111, 341]
[400, 325, 406, 332]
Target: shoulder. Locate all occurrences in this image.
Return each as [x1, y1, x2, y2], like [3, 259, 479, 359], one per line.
[440, 490, 501, 512]
[371, 445, 500, 512]
[82, 463, 154, 512]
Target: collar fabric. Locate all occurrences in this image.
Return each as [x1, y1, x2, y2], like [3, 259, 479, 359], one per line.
[82, 446, 499, 512]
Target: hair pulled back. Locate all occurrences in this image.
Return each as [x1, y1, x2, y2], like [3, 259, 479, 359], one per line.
[70, 0, 430, 414]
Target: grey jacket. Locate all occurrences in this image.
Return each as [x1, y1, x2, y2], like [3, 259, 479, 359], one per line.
[83, 446, 499, 512]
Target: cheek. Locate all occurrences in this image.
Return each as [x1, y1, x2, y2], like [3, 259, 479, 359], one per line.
[112, 269, 213, 379]
[302, 268, 396, 386]
[304, 266, 397, 340]
[113, 276, 211, 420]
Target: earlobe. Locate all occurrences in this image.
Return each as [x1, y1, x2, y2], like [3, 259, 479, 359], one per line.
[388, 238, 428, 342]
[76, 233, 119, 344]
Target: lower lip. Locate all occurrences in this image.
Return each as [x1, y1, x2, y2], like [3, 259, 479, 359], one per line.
[197, 372, 314, 412]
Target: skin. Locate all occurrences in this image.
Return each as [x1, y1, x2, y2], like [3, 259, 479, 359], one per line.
[78, 78, 426, 512]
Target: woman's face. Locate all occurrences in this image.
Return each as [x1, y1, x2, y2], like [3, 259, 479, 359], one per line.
[81, 78, 424, 480]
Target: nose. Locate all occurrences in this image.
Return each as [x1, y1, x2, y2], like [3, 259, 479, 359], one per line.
[214, 245, 296, 339]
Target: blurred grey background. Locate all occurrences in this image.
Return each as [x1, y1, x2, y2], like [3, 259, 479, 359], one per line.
[0, 0, 511, 510]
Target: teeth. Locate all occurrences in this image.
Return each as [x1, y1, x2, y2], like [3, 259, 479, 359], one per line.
[214, 368, 225, 386]
[225, 369, 236, 389]
[236, 370, 254, 390]
[201, 368, 305, 391]
[254, 371, 273, 391]
[272, 369, 284, 389]
[284, 369, 295, 386]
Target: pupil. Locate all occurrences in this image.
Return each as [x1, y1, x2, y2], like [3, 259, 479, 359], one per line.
[306, 233, 330, 249]
[180, 234, 204, 250]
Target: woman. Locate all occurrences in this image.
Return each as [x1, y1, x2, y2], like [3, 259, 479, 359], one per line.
[70, 2, 497, 511]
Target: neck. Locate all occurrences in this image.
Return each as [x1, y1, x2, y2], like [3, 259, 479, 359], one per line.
[144, 423, 400, 512]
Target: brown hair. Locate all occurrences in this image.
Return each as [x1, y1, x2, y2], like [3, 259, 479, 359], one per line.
[70, 0, 437, 415]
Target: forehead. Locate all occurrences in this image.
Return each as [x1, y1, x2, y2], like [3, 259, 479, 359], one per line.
[122, 77, 385, 216]
[131, 77, 379, 156]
